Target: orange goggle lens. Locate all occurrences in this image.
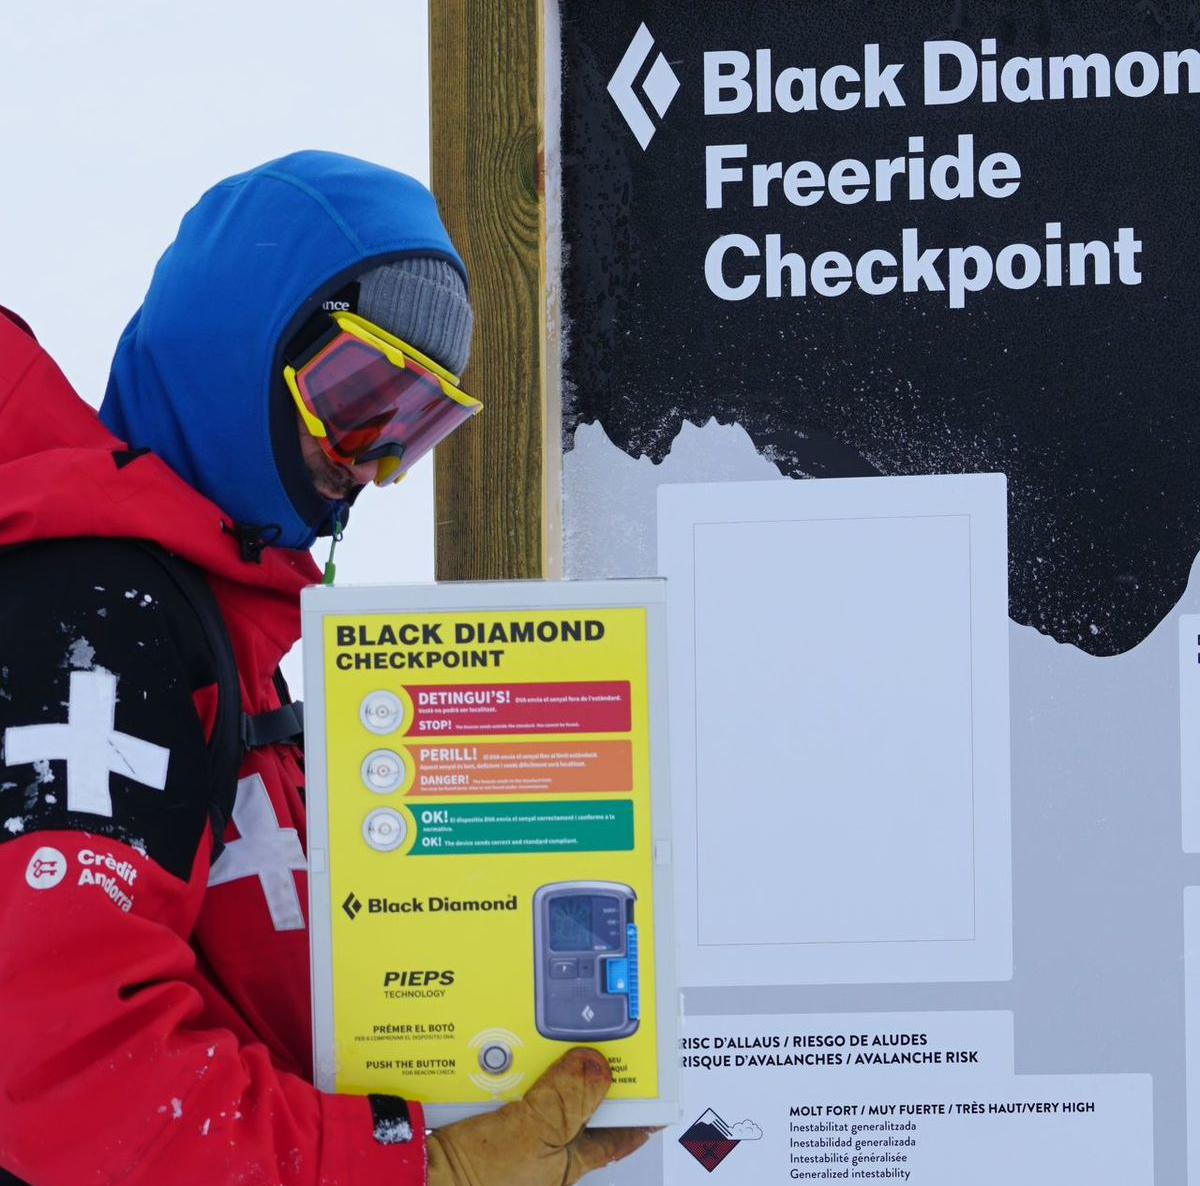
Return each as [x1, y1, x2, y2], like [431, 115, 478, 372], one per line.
[289, 327, 479, 485]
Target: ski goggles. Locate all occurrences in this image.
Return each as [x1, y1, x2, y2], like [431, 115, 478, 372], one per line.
[284, 310, 481, 486]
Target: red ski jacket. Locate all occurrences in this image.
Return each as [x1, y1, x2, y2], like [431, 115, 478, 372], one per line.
[0, 313, 428, 1184]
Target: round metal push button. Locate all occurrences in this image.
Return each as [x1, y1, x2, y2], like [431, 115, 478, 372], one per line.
[360, 691, 404, 734]
[362, 807, 407, 851]
[361, 749, 406, 793]
[478, 1041, 513, 1075]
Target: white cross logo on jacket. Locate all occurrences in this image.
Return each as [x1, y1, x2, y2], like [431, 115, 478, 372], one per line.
[208, 773, 307, 931]
[3, 670, 170, 817]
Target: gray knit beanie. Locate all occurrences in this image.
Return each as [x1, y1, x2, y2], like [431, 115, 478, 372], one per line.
[358, 257, 473, 377]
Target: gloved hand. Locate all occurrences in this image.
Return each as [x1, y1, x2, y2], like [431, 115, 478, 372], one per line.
[426, 1047, 655, 1186]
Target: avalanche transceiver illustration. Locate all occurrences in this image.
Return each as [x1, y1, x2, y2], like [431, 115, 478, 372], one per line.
[533, 881, 640, 1041]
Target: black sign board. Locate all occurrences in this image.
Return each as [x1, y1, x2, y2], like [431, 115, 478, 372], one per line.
[560, 0, 1200, 656]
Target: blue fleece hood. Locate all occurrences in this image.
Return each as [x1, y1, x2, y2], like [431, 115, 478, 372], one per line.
[100, 151, 467, 550]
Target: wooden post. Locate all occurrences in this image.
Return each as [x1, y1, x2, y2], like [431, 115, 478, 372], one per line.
[429, 0, 556, 581]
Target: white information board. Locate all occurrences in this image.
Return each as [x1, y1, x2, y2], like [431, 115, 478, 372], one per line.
[668, 1012, 1151, 1183]
[658, 474, 1012, 986]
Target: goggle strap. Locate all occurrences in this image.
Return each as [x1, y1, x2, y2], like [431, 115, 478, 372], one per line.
[352, 440, 406, 466]
[284, 315, 342, 371]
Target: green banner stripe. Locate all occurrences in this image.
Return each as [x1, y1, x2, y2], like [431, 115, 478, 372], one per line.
[410, 800, 633, 854]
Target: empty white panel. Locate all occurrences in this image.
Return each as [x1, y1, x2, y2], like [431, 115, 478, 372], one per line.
[693, 513, 975, 946]
[659, 475, 1012, 985]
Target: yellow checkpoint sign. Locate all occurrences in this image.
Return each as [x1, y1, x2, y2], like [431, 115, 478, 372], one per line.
[302, 580, 678, 1127]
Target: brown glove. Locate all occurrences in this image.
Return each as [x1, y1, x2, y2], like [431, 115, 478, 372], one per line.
[426, 1047, 655, 1186]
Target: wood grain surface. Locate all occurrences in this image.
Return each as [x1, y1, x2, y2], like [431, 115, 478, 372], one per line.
[430, 0, 547, 580]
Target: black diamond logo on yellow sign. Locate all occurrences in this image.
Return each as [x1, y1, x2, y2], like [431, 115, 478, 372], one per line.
[342, 892, 363, 920]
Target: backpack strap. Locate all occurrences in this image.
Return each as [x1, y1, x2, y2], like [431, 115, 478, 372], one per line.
[241, 701, 304, 749]
[242, 665, 304, 749]
[129, 543, 243, 862]
[136, 548, 307, 845]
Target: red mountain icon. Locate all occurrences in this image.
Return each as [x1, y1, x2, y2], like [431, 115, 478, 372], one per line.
[679, 1109, 739, 1173]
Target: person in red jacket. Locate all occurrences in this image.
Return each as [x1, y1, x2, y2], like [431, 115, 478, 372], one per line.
[0, 152, 650, 1186]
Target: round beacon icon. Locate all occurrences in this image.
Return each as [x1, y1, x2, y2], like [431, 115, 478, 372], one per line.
[362, 807, 408, 852]
[361, 749, 406, 793]
[360, 691, 404, 734]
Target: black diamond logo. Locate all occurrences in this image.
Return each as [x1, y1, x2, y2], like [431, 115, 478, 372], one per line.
[608, 23, 681, 149]
[342, 892, 363, 920]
